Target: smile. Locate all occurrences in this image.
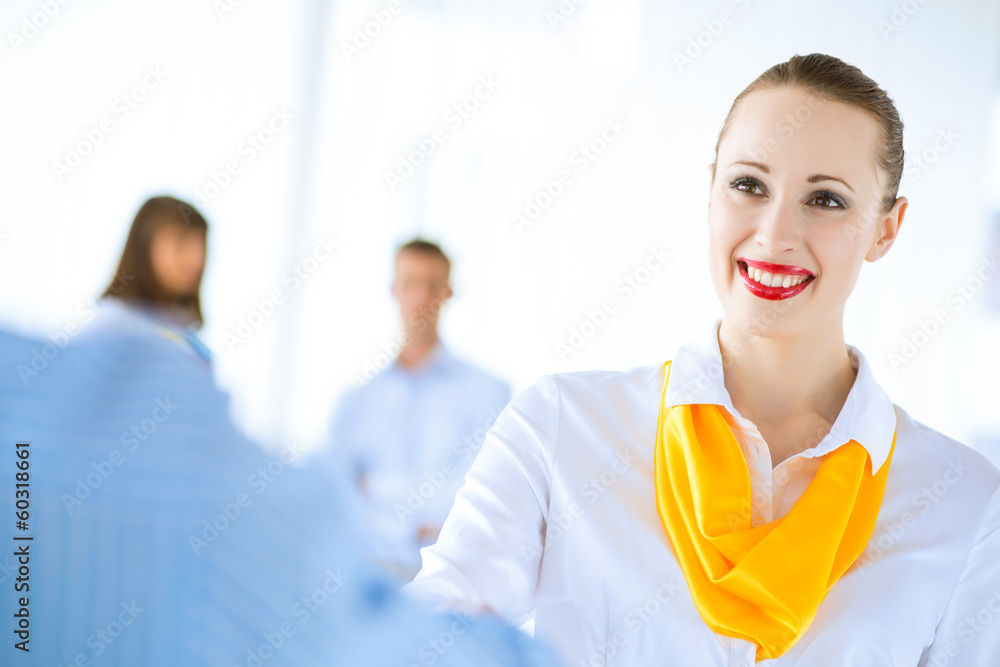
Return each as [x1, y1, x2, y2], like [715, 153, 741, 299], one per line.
[737, 257, 814, 301]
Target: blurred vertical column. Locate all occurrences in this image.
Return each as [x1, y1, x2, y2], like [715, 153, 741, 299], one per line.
[271, 0, 334, 441]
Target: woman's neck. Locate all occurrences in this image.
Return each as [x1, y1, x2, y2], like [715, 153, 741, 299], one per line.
[717, 316, 857, 454]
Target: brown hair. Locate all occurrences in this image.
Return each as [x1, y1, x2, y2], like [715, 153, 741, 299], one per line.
[103, 196, 208, 327]
[712, 53, 904, 213]
[396, 238, 451, 275]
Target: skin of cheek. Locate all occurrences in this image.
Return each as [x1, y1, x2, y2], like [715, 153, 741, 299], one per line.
[706, 185, 759, 311]
[150, 236, 177, 294]
[807, 209, 875, 317]
[406, 285, 448, 330]
[151, 231, 205, 297]
[182, 239, 207, 289]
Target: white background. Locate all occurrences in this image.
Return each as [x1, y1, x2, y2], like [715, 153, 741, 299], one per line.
[2, 0, 999, 463]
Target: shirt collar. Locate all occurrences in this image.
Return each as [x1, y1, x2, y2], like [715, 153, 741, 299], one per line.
[392, 339, 454, 377]
[663, 318, 896, 471]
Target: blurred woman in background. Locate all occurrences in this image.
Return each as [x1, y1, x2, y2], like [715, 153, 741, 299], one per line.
[96, 195, 213, 363]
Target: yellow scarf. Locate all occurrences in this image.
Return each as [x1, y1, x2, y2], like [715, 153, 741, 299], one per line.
[654, 360, 895, 660]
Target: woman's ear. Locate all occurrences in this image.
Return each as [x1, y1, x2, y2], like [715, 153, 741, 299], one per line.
[866, 196, 907, 262]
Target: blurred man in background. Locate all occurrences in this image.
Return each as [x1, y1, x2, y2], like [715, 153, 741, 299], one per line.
[326, 239, 511, 581]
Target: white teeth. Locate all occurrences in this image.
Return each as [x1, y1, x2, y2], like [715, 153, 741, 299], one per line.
[744, 263, 810, 288]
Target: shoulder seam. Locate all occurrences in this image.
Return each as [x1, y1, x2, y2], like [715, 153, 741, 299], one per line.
[544, 374, 562, 517]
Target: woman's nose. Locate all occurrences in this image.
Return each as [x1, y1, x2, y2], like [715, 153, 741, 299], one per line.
[754, 200, 800, 254]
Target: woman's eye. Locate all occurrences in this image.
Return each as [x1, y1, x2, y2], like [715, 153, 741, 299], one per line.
[730, 177, 764, 196]
[809, 192, 846, 208]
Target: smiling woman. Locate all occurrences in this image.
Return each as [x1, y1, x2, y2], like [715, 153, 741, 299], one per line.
[402, 54, 1000, 666]
[705, 58, 908, 470]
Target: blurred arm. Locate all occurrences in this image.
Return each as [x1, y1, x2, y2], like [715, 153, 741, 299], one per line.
[403, 375, 561, 628]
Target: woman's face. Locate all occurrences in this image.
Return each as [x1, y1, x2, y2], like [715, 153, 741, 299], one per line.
[708, 86, 905, 338]
[150, 222, 206, 299]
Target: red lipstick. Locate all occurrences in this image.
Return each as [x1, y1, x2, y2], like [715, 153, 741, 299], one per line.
[737, 257, 814, 301]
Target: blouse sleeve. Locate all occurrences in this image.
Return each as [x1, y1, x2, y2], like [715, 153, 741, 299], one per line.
[917, 481, 1000, 666]
[402, 374, 562, 628]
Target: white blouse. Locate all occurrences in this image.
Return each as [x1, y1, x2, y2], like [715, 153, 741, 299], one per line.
[403, 319, 1000, 666]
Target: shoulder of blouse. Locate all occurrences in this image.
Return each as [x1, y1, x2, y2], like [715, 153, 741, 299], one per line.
[529, 362, 665, 404]
[891, 403, 999, 474]
[499, 363, 665, 473]
[889, 402, 1000, 516]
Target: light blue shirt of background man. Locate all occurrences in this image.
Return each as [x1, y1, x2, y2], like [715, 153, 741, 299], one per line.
[327, 239, 511, 581]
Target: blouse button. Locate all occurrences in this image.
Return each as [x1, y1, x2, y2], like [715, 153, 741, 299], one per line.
[751, 517, 763, 528]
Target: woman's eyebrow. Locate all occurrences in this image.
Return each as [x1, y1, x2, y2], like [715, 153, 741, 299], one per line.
[807, 174, 855, 192]
[730, 160, 769, 173]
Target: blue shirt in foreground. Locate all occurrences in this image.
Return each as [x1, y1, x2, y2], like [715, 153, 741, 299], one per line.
[0, 305, 560, 667]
